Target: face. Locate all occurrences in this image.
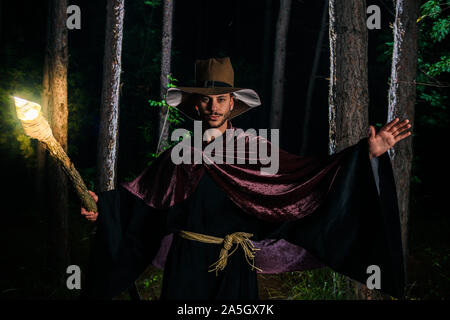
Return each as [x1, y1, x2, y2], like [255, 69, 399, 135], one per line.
[195, 93, 234, 129]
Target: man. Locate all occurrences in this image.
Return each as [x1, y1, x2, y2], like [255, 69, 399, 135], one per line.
[82, 57, 411, 300]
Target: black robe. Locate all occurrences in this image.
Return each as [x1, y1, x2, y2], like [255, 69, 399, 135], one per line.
[82, 138, 405, 300]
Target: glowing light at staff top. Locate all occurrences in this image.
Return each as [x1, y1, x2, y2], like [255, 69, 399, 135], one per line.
[13, 96, 41, 121]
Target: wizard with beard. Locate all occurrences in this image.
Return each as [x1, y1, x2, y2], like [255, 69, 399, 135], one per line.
[81, 57, 412, 300]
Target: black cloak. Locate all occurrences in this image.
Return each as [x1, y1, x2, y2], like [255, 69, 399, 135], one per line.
[82, 123, 405, 300]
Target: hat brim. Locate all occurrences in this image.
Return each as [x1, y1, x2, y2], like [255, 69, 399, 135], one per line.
[166, 87, 261, 121]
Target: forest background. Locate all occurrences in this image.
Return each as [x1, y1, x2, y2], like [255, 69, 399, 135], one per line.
[0, 0, 448, 299]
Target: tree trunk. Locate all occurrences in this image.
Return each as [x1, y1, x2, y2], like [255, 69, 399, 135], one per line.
[97, 0, 124, 193]
[157, 0, 173, 153]
[269, 0, 291, 130]
[329, 0, 385, 300]
[300, 0, 328, 155]
[328, 0, 369, 154]
[387, 0, 419, 288]
[46, 0, 69, 286]
[96, 0, 140, 300]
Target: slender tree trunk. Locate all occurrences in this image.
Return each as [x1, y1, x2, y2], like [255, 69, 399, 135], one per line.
[300, 0, 328, 155]
[329, 0, 386, 300]
[157, 0, 173, 153]
[97, 0, 124, 193]
[387, 0, 419, 288]
[269, 0, 291, 129]
[46, 0, 69, 285]
[96, 0, 141, 300]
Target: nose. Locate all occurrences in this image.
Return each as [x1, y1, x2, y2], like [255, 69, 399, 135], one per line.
[209, 99, 219, 113]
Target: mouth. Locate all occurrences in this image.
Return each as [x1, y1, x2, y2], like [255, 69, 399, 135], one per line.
[207, 114, 221, 121]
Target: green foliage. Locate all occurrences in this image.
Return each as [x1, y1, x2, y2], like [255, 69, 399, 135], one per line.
[416, 0, 450, 129]
[411, 175, 422, 185]
[380, 1, 450, 132]
[424, 55, 450, 76]
[144, 0, 162, 8]
[167, 74, 178, 88]
[419, 0, 444, 20]
[140, 272, 163, 289]
[419, 89, 447, 107]
[288, 270, 349, 300]
[431, 18, 450, 41]
[134, 267, 164, 300]
[143, 74, 190, 164]
[260, 269, 349, 300]
[418, 0, 450, 44]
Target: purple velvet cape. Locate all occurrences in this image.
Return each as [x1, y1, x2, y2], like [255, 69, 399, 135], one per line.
[121, 122, 358, 274]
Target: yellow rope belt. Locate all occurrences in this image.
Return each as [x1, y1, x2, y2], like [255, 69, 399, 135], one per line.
[179, 230, 263, 275]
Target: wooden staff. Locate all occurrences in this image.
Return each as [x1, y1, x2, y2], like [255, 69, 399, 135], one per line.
[13, 96, 97, 212]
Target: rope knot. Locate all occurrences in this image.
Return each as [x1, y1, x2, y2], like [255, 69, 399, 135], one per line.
[222, 234, 233, 250]
[209, 232, 261, 275]
[178, 230, 263, 276]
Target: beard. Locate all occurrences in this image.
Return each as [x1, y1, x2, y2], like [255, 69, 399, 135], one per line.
[203, 105, 232, 129]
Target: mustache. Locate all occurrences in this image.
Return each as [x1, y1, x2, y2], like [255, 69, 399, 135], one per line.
[205, 113, 223, 116]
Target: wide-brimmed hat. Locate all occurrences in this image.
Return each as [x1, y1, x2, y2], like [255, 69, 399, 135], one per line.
[165, 57, 261, 120]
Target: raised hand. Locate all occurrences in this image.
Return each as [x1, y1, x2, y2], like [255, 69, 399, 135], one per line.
[81, 190, 99, 222]
[368, 118, 412, 159]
